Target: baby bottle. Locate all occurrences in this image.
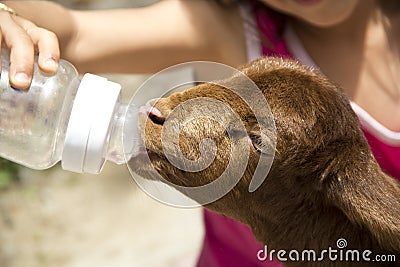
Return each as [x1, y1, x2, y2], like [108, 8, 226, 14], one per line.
[0, 50, 141, 174]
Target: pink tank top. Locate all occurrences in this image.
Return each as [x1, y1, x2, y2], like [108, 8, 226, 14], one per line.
[196, 3, 400, 267]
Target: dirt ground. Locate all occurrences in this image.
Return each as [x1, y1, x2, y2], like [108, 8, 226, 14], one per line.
[0, 162, 204, 267]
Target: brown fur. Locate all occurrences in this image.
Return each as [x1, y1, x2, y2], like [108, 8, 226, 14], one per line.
[129, 57, 400, 266]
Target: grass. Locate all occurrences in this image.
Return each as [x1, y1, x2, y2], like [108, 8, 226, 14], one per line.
[0, 158, 20, 189]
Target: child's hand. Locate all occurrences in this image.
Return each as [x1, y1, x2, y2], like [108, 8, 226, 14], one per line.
[0, 11, 60, 90]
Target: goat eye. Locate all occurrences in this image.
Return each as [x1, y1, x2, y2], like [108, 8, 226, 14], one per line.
[249, 133, 272, 156]
[225, 126, 247, 140]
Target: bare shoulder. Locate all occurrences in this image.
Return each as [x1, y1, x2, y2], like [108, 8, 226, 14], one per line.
[152, 0, 247, 66]
[35, 0, 247, 72]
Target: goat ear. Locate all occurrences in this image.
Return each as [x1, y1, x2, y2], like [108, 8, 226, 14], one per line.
[326, 158, 400, 252]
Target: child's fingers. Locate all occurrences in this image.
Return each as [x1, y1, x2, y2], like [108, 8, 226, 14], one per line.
[14, 16, 60, 74]
[0, 12, 34, 90]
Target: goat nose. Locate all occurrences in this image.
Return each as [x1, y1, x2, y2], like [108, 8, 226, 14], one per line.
[143, 99, 165, 125]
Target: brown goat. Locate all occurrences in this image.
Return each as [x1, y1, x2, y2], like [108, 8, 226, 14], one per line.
[129, 57, 400, 266]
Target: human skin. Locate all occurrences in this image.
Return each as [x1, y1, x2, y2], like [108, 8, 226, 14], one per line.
[260, 0, 359, 27]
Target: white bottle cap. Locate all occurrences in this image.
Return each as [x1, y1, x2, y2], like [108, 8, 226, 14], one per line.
[62, 73, 121, 174]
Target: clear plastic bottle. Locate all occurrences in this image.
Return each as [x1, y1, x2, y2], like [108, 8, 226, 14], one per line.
[0, 50, 141, 174]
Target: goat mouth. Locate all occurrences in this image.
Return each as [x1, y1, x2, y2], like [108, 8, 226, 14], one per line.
[140, 99, 166, 126]
[131, 145, 166, 162]
[145, 148, 165, 161]
[128, 146, 166, 179]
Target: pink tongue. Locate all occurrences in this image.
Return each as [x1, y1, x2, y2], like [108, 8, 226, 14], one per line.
[149, 106, 163, 118]
[144, 100, 162, 118]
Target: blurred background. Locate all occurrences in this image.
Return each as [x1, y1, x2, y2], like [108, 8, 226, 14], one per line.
[0, 1, 204, 267]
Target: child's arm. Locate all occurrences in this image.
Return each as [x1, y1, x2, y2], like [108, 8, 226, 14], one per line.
[4, 1, 246, 76]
